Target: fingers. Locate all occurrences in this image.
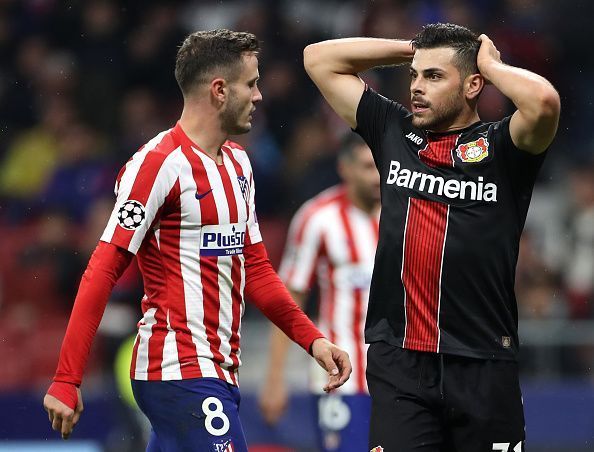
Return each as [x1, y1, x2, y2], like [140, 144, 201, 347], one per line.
[45, 398, 76, 440]
[323, 350, 352, 392]
[61, 413, 76, 440]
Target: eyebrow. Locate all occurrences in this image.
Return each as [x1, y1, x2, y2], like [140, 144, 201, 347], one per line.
[410, 67, 446, 75]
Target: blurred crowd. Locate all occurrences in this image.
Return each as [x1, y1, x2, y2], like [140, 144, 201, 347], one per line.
[0, 0, 592, 392]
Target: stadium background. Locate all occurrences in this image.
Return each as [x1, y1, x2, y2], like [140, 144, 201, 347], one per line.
[0, 0, 592, 450]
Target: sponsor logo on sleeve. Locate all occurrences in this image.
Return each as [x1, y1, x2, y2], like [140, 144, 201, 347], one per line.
[117, 200, 146, 230]
[455, 137, 489, 163]
[200, 223, 246, 256]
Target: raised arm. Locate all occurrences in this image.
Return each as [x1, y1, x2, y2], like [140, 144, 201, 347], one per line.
[477, 34, 560, 154]
[304, 38, 414, 128]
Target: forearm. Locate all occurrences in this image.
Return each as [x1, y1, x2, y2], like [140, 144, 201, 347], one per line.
[480, 61, 559, 121]
[265, 290, 306, 384]
[244, 243, 323, 352]
[53, 241, 132, 384]
[304, 38, 414, 76]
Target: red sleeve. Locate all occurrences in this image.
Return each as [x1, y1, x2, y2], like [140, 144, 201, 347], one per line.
[243, 242, 324, 353]
[47, 241, 133, 409]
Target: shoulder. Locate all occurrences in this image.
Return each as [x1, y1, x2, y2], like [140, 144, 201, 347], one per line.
[292, 186, 345, 228]
[119, 129, 182, 178]
[223, 140, 253, 169]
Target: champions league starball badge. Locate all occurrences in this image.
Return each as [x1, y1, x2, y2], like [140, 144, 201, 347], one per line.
[117, 200, 146, 230]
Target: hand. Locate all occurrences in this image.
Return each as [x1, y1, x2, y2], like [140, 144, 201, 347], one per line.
[43, 387, 83, 440]
[477, 34, 502, 83]
[258, 380, 288, 425]
[311, 338, 352, 392]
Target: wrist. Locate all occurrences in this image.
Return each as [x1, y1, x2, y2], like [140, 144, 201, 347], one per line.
[47, 381, 79, 410]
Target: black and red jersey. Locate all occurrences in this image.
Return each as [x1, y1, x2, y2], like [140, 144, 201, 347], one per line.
[355, 87, 546, 360]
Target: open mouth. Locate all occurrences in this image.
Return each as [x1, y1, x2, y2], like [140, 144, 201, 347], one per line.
[411, 100, 430, 114]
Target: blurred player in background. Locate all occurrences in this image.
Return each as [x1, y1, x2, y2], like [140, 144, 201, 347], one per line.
[42, 29, 351, 452]
[304, 23, 560, 451]
[259, 134, 380, 451]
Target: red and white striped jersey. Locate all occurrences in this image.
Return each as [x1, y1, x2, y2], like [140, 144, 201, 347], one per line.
[279, 186, 379, 394]
[101, 123, 262, 385]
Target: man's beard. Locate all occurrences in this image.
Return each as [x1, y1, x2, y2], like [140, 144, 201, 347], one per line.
[220, 90, 250, 135]
[412, 88, 465, 131]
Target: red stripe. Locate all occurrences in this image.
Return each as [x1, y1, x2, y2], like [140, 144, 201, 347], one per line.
[402, 200, 448, 352]
[184, 149, 226, 379]
[419, 134, 459, 168]
[218, 161, 239, 224]
[353, 288, 365, 392]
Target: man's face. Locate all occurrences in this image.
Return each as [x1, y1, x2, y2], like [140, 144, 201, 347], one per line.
[220, 52, 262, 135]
[409, 47, 466, 131]
[342, 144, 381, 207]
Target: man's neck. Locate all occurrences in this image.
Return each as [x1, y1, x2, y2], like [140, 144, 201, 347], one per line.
[427, 110, 481, 134]
[347, 186, 379, 215]
[179, 104, 227, 161]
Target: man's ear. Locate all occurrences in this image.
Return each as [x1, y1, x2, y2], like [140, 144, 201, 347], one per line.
[465, 73, 484, 100]
[210, 78, 227, 104]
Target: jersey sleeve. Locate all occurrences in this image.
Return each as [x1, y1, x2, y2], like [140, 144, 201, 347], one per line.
[278, 205, 325, 292]
[100, 148, 182, 254]
[494, 115, 547, 193]
[245, 170, 263, 245]
[354, 85, 409, 160]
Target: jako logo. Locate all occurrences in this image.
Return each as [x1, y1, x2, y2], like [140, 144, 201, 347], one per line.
[386, 160, 498, 202]
[406, 132, 423, 145]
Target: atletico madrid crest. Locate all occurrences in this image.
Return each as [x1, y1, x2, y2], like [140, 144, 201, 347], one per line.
[237, 176, 250, 204]
[212, 439, 234, 452]
[455, 137, 489, 163]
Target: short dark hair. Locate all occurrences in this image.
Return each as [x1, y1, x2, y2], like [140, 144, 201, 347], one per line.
[175, 29, 259, 96]
[338, 134, 369, 161]
[412, 23, 480, 77]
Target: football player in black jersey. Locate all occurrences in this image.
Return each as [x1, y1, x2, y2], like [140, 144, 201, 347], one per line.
[303, 23, 560, 452]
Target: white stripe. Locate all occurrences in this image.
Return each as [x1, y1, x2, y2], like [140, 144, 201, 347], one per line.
[134, 307, 157, 379]
[400, 198, 412, 347]
[197, 152, 235, 381]
[436, 205, 450, 352]
[162, 309, 182, 379]
[177, 154, 218, 377]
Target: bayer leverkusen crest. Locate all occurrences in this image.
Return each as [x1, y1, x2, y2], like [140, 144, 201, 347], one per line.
[456, 137, 489, 163]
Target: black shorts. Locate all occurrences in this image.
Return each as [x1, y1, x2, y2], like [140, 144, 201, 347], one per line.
[367, 341, 525, 452]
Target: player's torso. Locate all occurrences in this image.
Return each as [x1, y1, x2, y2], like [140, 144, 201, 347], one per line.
[310, 197, 379, 394]
[131, 136, 255, 383]
[368, 113, 529, 360]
